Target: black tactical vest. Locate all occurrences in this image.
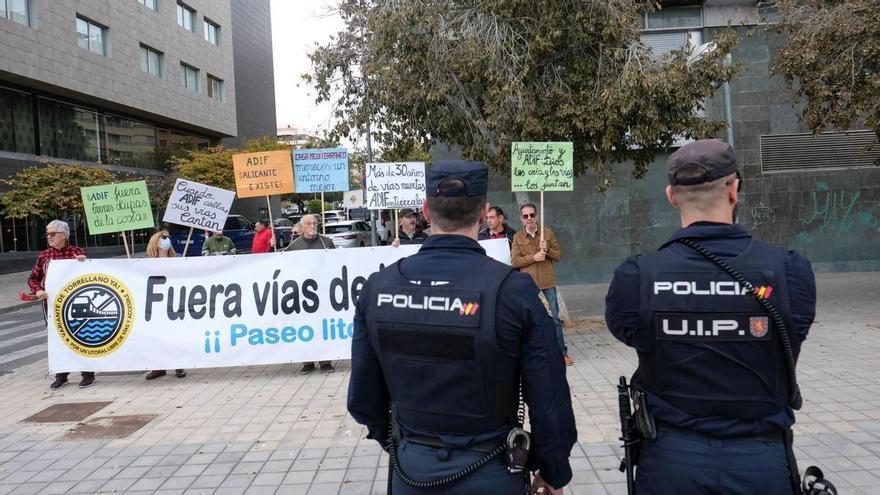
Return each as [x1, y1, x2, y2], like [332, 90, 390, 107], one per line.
[634, 238, 799, 421]
[366, 257, 518, 436]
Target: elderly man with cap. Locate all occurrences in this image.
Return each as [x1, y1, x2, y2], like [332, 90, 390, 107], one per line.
[348, 161, 576, 494]
[391, 208, 429, 246]
[605, 139, 816, 494]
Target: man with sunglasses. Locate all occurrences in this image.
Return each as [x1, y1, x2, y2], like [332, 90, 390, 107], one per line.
[511, 204, 571, 366]
[604, 139, 816, 494]
[28, 220, 95, 389]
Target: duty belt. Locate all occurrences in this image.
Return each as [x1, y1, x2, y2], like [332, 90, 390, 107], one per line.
[657, 423, 784, 443]
[405, 434, 503, 454]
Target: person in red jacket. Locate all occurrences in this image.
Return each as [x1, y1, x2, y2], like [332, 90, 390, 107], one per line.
[28, 220, 94, 390]
[251, 219, 276, 254]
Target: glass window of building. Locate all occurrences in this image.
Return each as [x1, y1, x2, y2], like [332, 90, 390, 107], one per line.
[204, 18, 219, 46]
[180, 63, 199, 92]
[1, 0, 30, 27]
[137, 0, 157, 11]
[642, 6, 702, 31]
[0, 86, 35, 154]
[176, 2, 194, 32]
[75, 16, 107, 56]
[207, 75, 223, 101]
[139, 44, 162, 78]
[102, 114, 159, 170]
[37, 97, 100, 162]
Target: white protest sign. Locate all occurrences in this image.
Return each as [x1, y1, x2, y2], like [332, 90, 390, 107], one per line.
[343, 189, 365, 208]
[162, 179, 235, 232]
[45, 239, 511, 372]
[365, 162, 426, 209]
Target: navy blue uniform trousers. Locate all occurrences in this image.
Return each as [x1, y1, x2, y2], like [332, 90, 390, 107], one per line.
[636, 431, 794, 495]
[390, 439, 528, 494]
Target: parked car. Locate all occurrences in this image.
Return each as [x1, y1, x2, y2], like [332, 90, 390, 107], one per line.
[282, 204, 300, 216]
[324, 220, 373, 248]
[273, 217, 295, 247]
[170, 214, 255, 256]
[323, 210, 344, 223]
[345, 208, 390, 244]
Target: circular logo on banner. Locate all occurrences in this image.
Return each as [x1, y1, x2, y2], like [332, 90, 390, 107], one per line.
[54, 274, 134, 357]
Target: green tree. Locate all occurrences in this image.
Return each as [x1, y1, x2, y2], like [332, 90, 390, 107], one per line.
[306, 1, 737, 190]
[170, 136, 287, 191]
[0, 163, 115, 219]
[773, 0, 880, 141]
[307, 199, 333, 214]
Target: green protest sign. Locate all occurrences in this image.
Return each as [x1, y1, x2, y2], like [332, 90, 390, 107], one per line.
[511, 142, 574, 191]
[81, 180, 155, 235]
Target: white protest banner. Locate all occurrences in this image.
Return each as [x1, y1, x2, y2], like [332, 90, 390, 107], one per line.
[365, 162, 426, 209]
[45, 239, 511, 372]
[162, 179, 235, 232]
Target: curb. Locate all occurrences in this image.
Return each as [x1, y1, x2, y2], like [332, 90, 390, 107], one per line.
[0, 302, 38, 316]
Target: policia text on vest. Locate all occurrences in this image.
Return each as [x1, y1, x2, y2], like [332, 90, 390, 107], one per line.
[348, 161, 577, 494]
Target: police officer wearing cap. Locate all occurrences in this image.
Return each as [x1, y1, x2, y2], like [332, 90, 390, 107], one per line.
[348, 160, 577, 494]
[605, 139, 817, 494]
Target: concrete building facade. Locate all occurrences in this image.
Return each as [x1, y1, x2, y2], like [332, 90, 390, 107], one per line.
[0, 0, 276, 255]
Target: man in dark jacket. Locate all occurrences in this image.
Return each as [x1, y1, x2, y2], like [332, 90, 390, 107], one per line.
[391, 208, 429, 246]
[349, 161, 576, 494]
[478, 206, 516, 248]
[291, 214, 336, 373]
[605, 139, 816, 494]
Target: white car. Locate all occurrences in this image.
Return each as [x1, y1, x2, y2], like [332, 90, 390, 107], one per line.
[324, 220, 373, 248]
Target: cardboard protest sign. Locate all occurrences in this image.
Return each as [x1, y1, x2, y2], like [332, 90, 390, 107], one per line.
[81, 180, 155, 235]
[343, 189, 365, 209]
[294, 148, 350, 193]
[365, 162, 426, 209]
[511, 142, 574, 191]
[232, 150, 295, 198]
[163, 179, 235, 232]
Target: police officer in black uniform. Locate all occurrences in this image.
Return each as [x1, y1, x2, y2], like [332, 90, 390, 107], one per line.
[348, 160, 577, 494]
[605, 139, 817, 494]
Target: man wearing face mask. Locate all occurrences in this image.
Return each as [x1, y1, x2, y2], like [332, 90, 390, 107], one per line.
[605, 139, 817, 494]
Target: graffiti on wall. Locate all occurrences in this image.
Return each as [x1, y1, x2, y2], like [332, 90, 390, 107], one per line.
[797, 181, 879, 245]
[750, 202, 775, 229]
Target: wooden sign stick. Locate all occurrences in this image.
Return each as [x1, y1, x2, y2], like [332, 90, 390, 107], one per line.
[321, 192, 326, 235]
[122, 231, 131, 258]
[540, 191, 545, 244]
[182, 227, 194, 257]
[394, 209, 399, 241]
[266, 195, 277, 252]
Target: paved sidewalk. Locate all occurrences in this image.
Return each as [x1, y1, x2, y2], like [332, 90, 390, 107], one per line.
[0, 271, 878, 494]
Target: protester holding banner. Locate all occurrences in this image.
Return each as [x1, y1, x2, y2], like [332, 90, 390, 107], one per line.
[202, 230, 236, 256]
[251, 219, 276, 254]
[348, 161, 576, 494]
[511, 204, 571, 366]
[143, 230, 187, 381]
[390, 208, 429, 247]
[290, 214, 336, 373]
[28, 220, 95, 390]
[479, 206, 516, 247]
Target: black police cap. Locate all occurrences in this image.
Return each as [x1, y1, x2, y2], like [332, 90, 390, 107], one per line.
[668, 139, 739, 186]
[426, 160, 488, 197]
